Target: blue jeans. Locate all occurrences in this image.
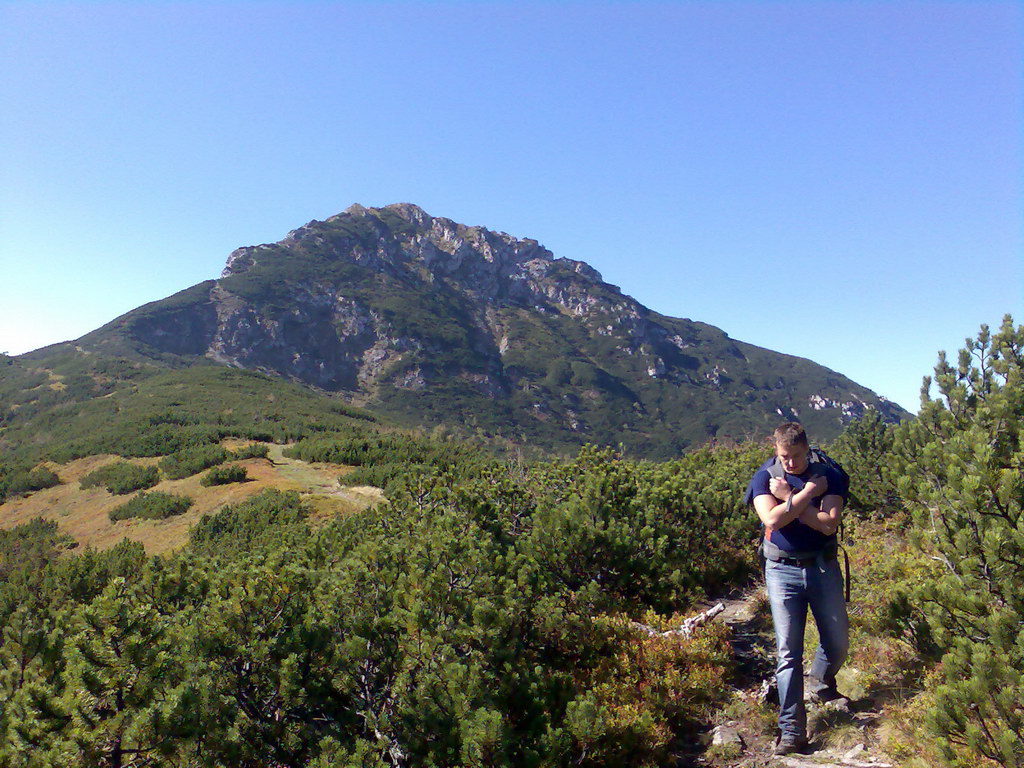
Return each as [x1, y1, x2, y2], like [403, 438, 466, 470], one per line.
[765, 556, 849, 738]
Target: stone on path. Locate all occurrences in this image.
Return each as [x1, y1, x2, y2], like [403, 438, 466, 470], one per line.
[842, 744, 865, 761]
[774, 749, 893, 768]
[710, 724, 744, 749]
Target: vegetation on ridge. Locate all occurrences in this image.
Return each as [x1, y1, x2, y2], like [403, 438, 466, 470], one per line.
[0, 361, 381, 502]
[0, 315, 1018, 767]
[0, 446, 761, 766]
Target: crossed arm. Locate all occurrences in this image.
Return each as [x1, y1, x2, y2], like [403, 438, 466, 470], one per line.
[753, 475, 843, 536]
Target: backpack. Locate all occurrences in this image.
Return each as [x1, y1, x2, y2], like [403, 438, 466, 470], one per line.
[742, 446, 849, 505]
[767, 447, 850, 495]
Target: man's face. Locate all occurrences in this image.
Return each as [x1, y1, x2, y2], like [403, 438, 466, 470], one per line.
[775, 441, 810, 475]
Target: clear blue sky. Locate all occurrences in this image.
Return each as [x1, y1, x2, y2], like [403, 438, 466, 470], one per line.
[2, 1, 1020, 414]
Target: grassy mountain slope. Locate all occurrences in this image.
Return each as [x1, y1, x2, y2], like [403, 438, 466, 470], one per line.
[1, 349, 377, 465]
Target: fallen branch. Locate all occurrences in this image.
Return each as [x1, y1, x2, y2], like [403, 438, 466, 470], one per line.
[631, 602, 725, 638]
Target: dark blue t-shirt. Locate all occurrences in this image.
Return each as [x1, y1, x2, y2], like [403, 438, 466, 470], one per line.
[747, 464, 848, 552]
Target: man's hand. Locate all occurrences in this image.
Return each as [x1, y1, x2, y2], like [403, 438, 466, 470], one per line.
[799, 493, 843, 536]
[769, 477, 792, 500]
[804, 475, 829, 498]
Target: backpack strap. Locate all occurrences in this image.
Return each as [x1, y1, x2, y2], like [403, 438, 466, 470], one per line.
[841, 544, 851, 602]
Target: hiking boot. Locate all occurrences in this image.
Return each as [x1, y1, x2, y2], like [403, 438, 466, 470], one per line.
[807, 686, 849, 707]
[806, 677, 849, 706]
[773, 734, 807, 755]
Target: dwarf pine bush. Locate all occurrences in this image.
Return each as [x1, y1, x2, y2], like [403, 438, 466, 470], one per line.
[80, 462, 159, 495]
[200, 464, 248, 487]
[108, 491, 193, 521]
[892, 315, 1024, 768]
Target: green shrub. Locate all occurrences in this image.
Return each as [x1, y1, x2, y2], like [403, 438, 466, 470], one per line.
[285, 432, 482, 496]
[283, 432, 465, 467]
[108, 491, 193, 521]
[80, 462, 160, 495]
[159, 445, 229, 480]
[0, 517, 76, 583]
[4, 465, 61, 498]
[891, 316, 1024, 767]
[189, 490, 309, 559]
[829, 410, 902, 515]
[231, 443, 269, 460]
[200, 464, 249, 487]
[337, 462, 431, 493]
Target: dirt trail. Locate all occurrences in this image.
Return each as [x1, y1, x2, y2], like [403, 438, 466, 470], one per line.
[264, 444, 385, 520]
[702, 587, 896, 768]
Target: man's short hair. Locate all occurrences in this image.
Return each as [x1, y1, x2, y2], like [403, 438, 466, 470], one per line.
[773, 422, 808, 448]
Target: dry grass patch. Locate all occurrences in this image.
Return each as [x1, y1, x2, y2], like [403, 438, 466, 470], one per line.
[46, 370, 66, 390]
[221, 438, 258, 452]
[304, 486, 385, 525]
[0, 449, 383, 556]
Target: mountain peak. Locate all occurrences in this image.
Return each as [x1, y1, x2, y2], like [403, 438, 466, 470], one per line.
[93, 204, 909, 455]
[223, 202, 564, 279]
[339, 202, 431, 222]
[381, 202, 431, 222]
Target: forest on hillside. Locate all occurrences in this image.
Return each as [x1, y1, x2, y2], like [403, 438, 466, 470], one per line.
[0, 316, 1020, 767]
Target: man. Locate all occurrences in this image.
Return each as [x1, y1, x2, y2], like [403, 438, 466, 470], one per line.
[747, 422, 849, 755]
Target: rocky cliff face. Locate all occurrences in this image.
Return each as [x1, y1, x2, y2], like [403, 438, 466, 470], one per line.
[79, 203, 906, 456]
